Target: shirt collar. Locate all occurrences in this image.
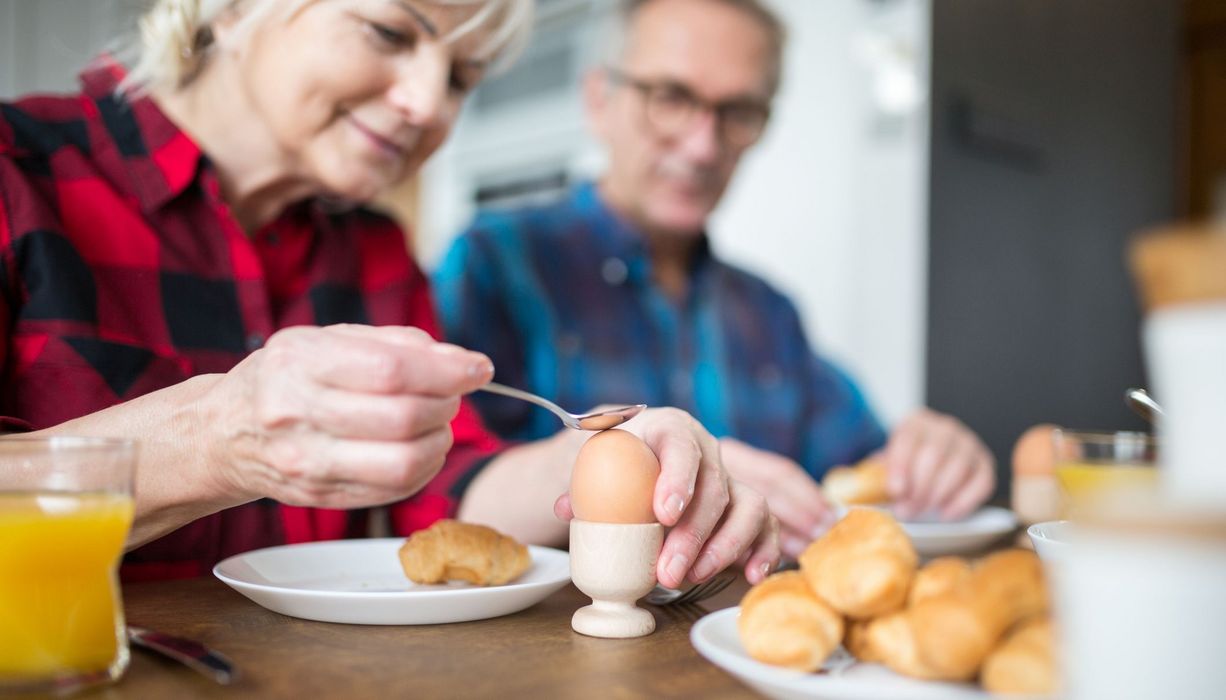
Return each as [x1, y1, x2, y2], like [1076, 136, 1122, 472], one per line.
[571, 181, 715, 285]
[79, 58, 208, 214]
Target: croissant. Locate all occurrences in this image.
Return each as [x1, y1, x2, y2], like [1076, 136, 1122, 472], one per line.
[738, 571, 844, 672]
[398, 519, 531, 586]
[981, 617, 1058, 695]
[907, 556, 972, 607]
[906, 549, 1048, 681]
[843, 619, 878, 662]
[799, 508, 917, 619]
[862, 611, 945, 680]
[822, 458, 890, 505]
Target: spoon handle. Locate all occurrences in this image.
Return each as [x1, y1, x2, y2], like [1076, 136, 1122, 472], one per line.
[1124, 387, 1164, 423]
[479, 382, 579, 429]
[128, 625, 238, 685]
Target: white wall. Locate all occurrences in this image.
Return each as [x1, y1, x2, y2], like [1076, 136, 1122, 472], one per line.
[421, 0, 931, 425]
[712, 0, 930, 424]
[0, 0, 141, 99]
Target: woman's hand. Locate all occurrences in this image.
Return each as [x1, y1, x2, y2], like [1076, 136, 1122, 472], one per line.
[554, 408, 781, 588]
[203, 324, 493, 509]
[718, 437, 836, 560]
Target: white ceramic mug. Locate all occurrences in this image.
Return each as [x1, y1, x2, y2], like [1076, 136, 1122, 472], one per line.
[1054, 518, 1226, 700]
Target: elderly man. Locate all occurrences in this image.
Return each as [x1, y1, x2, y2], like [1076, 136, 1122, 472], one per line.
[435, 0, 995, 558]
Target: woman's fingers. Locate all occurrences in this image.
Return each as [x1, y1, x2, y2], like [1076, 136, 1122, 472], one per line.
[719, 437, 833, 549]
[655, 443, 728, 588]
[255, 427, 455, 507]
[274, 324, 493, 395]
[638, 411, 705, 527]
[299, 386, 461, 441]
[216, 324, 489, 508]
[687, 480, 778, 584]
[742, 511, 782, 585]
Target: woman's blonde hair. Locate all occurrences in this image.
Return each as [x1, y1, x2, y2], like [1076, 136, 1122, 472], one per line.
[121, 0, 534, 94]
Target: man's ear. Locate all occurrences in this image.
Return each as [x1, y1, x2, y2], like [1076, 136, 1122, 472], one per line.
[582, 68, 612, 141]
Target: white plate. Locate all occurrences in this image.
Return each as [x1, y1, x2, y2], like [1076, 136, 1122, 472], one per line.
[213, 538, 570, 625]
[691, 607, 993, 700]
[832, 505, 1018, 557]
[900, 506, 1018, 557]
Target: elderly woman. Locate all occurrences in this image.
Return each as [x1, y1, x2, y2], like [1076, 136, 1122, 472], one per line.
[0, 0, 778, 588]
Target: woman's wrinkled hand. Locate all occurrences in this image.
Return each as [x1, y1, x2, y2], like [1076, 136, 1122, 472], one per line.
[203, 324, 493, 509]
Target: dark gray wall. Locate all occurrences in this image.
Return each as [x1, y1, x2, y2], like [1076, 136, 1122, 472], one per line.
[927, 0, 1180, 489]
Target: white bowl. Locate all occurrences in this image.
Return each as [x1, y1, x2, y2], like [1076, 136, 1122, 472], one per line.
[1027, 520, 1072, 562]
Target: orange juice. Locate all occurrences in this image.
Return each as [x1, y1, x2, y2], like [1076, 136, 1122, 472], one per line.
[0, 492, 134, 680]
[1055, 462, 1158, 512]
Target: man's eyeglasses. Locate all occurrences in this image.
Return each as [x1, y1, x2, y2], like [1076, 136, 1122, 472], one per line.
[605, 67, 771, 148]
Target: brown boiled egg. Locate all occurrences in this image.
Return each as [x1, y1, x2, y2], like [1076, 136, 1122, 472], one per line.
[1012, 424, 1060, 476]
[569, 429, 660, 524]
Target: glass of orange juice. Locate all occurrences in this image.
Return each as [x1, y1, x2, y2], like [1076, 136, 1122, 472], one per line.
[1052, 429, 1158, 517]
[0, 437, 136, 693]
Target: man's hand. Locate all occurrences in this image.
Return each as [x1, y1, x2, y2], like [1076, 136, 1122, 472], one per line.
[718, 437, 835, 559]
[883, 408, 995, 520]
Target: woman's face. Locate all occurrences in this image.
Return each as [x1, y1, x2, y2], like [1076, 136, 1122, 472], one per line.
[225, 0, 490, 201]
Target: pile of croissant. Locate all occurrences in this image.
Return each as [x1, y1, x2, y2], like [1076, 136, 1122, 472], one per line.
[738, 508, 1057, 695]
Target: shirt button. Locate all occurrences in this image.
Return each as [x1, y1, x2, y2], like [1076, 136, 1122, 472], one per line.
[246, 333, 266, 351]
[601, 258, 629, 286]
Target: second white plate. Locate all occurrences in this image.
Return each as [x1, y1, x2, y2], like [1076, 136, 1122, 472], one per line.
[213, 538, 570, 625]
[901, 506, 1018, 557]
[691, 607, 994, 700]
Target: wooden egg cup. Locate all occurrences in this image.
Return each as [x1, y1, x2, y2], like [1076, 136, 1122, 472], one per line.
[569, 520, 663, 638]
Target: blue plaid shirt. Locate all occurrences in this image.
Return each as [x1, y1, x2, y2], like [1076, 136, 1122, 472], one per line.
[434, 182, 886, 479]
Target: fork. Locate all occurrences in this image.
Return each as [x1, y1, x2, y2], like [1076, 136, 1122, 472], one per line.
[643, 571, 737, 606]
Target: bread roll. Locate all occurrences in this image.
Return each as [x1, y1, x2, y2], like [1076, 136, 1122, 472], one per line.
[822, 458, 890, 505]
[906, 549, 1048, 680]
[737, 571, 844, 672]
[981, 617, 1059, 695]
[907, 556, 972, 607]
[398, 519, 531, 586]
[800, 508, 918, 619]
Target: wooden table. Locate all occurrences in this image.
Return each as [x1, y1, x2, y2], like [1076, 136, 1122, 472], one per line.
[113, 576, 758, 698]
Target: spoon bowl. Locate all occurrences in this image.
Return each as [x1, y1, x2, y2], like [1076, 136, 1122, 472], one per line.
[479, 382, 646, 431]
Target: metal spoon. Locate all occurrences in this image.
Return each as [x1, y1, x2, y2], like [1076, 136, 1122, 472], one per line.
[1124, 387, 1165, 424]
[478, 382, 646, 430]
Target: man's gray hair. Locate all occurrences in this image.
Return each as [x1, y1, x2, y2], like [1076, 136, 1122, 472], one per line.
[603, 0, 786, 95]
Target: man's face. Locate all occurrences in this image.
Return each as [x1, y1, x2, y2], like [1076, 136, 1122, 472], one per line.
[589, 0, 775, 236]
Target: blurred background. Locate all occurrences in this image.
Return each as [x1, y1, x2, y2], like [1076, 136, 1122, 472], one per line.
[1, 0, 1220, 487]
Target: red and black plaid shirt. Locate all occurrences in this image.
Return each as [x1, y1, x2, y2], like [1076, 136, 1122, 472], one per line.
[0, 60, 502, 580]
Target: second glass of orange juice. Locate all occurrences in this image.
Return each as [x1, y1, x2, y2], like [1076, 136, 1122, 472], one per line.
[1052, 429, 1158, 516]
[0, 437, 136, 694]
